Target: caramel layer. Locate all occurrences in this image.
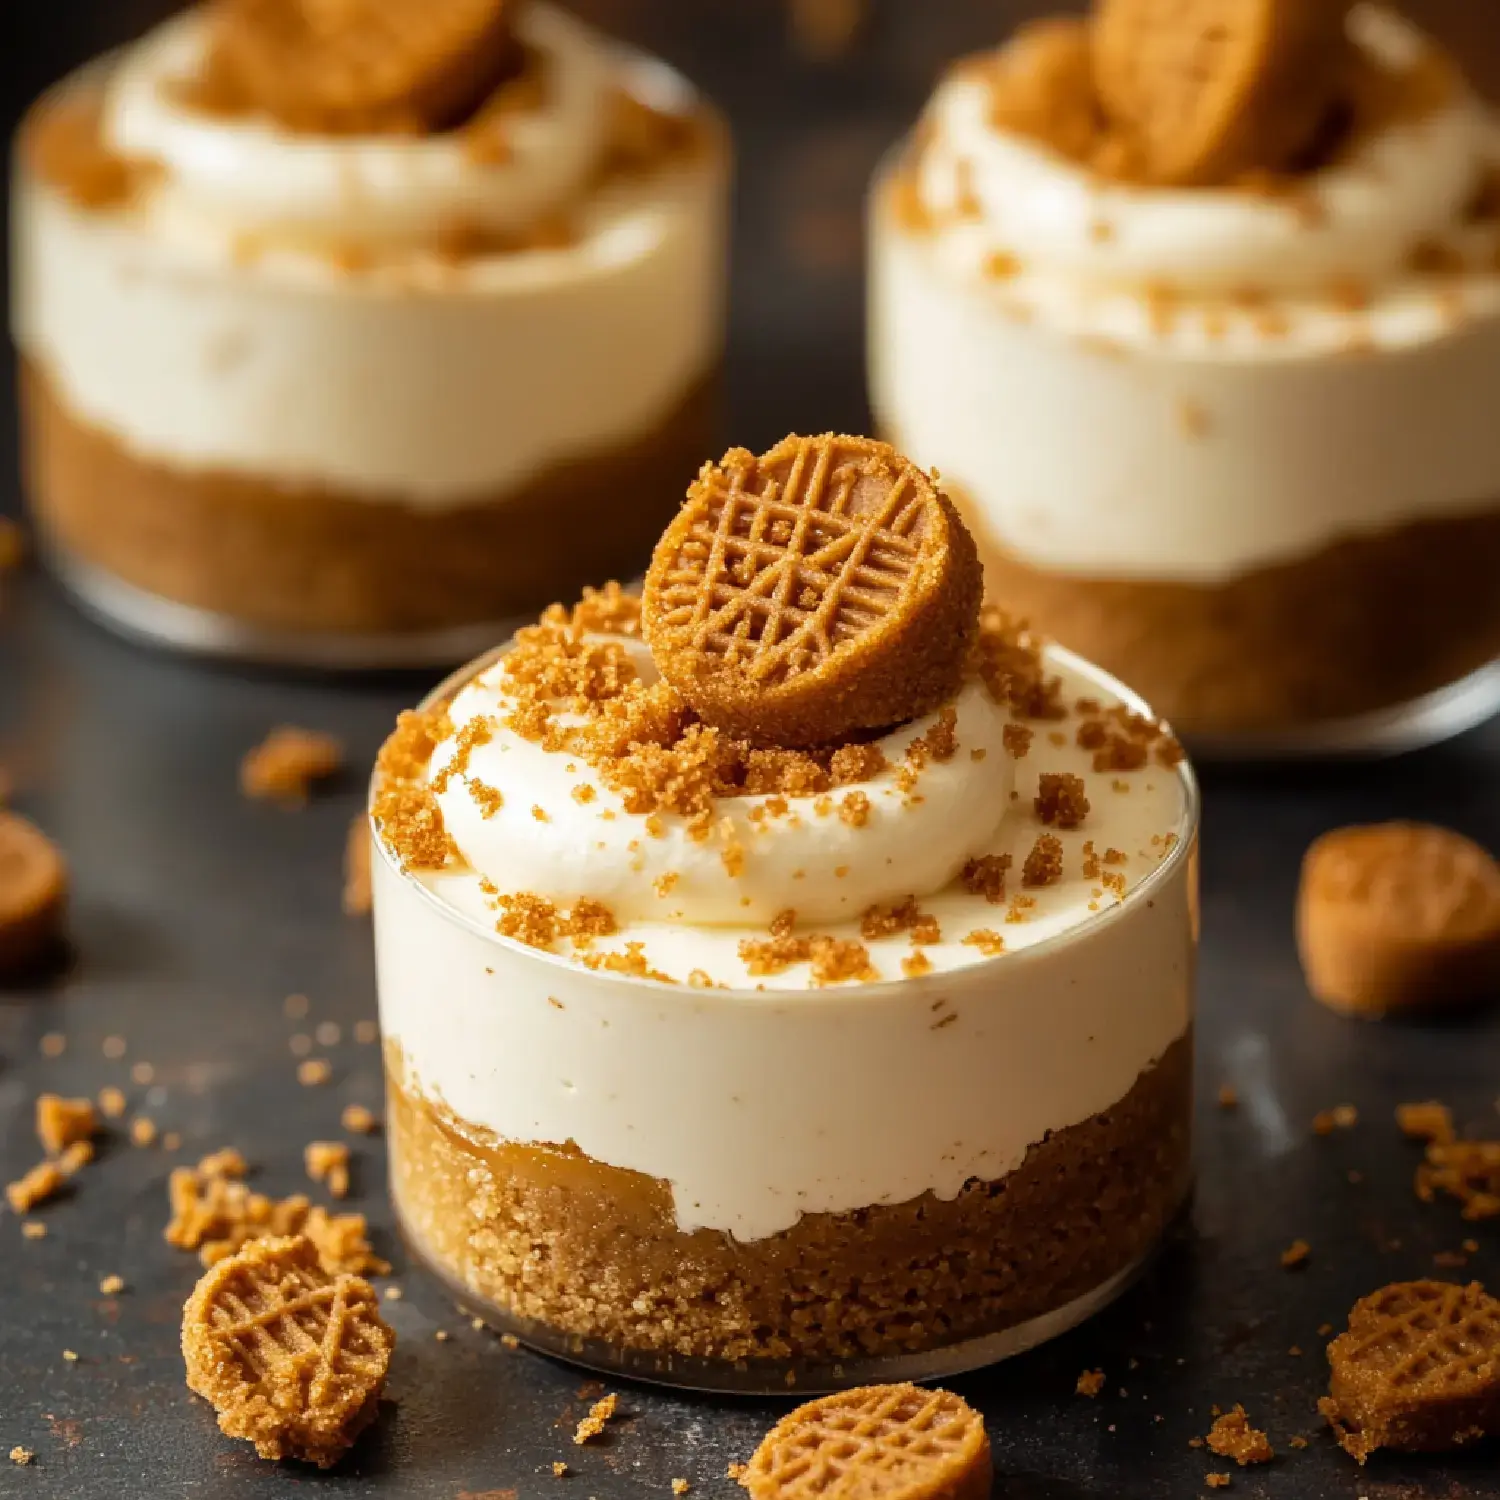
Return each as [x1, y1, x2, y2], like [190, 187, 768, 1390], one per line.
[20, 361, 719, 637]
[386, 1033, 1192, 1366]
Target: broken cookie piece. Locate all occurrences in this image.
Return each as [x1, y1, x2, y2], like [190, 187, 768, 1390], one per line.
[1320, 1279, 1500, 1463]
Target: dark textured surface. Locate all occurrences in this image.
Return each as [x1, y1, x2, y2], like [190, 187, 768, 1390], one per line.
[4, 2, 1500, 1496]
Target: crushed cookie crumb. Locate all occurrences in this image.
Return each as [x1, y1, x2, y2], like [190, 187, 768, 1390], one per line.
[963, 929, 1006, 956]
[1280, 1238, 1311, 1269]
[305, 1141, 351, 1199]
[1205, 1474, 1231, 1490]
[838, 790, 871, 828]
[1217, 1084, 1239, 1109]
[902, 951, 933, 977]
[297, 1059, 332, 1088]
[9, 1446, 34, 1466]
[1076, 1369, 1106, 1398]
[341, 1104, 379, 1136]
[1313, 1104, 1358, 1135]
[57, 1141, 93, 1177]
[1415, 1135, 1500, 1220]
[342, 817, 373, 915]
[99, 1274, 125, 1295]
[130, 1117, 158, 1148]
[1035, 772, 1089, 829]
[552, 1460, 569, 1476]
[573, 1393, 618, 1445]
[860, 896, 940, 945]
[240, 727, 343, 804]
[1206, 1406, 1273, 1465]
[35, 1095, 96, 1157]
[6, 1162, 63, 1213]
[1022, 833, 1065, 888]
[961, 853, 1012, 904]
[1397, 1100, 1454, 1144]
[21, 1221, 47, 1240]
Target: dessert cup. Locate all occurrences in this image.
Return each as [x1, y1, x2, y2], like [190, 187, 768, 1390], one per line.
[868, 4, 1500, 757]
[372, 609, 1199, 1394]
[12, 3, 729, 667]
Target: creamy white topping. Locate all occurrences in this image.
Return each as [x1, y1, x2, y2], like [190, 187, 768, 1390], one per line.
[375, 641, 1196, 1240]
[919, 7, 1493, 298]
[106, 3, 613, 254]
[13, 6, 728, 504]
[870, 5, 1500, 583]
[434, 637, 1016, 926]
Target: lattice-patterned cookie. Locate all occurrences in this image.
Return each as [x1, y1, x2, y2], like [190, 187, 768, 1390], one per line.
[644, 436, 983, 747]
[740, 1383, 991, 1500]
[1296, 822, 1500, 1017]
[0, 812, 67, 975]
[182, 1234, 393, 1468]
[208, 0, 515, 134]
[1093, 0, 1348, 184]
[1320, 1280, 1500, 1463]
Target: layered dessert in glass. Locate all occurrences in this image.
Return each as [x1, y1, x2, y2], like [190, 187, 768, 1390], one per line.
[371, 433, 1198, 1390]
[12, 0, 728, 665]
[870, 0, 1500, 752]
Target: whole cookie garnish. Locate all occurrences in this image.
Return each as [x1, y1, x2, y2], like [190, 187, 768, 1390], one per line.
[740, 1383, 991, 1500]
[1296, 822, 1500, 1018]
[207, 0, 515, 134]
[643, 436, 983, 748]
[182, 1234, 394, 1468]
[1320, 1280, 1500, 1462]
[1092, 0, 1348, 184]
[0, 812, 67, 976]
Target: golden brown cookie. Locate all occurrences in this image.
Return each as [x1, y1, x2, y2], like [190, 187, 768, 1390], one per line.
[1092, 0, 1348, 185]
[643, 436, 984, 748]
[740, 1383, 991, 1500]
[1296, 822, 1500, 1017]
[1320, 1280, 1500, 1462]
[0, 812, 67, 976]
[207, 0, 515, 135]
[986, 19, 1104, 165]
[182, 1234, 393, 1468]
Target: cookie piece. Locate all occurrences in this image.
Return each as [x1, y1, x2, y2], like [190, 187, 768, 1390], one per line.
[182, 1234, 393, 1468]
[207, 0, 515, 135]
[1320, 1280, 1500, 1462]
[644, 436, 983, 748]
[986, 19, 1103, 164]
[739, 1383, 991, 1500]
[0, 812, 67, 976]
[1093, 0, 1348, 185]
[1296, 822, 1500, 1017]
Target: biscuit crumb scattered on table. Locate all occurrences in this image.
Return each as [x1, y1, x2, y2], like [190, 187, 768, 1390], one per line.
[1206, 1406, 1273, 1465]
[240, 727, 344, 804]
[574, 1393, 618, 1444]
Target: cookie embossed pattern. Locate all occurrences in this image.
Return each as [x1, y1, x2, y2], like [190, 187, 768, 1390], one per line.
[370, 434, 1199, 1392]
[870, 0, 1500, 757]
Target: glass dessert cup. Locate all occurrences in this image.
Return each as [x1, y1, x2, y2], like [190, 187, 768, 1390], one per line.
[12, 5, 729, 669]
[372, 640, 1200, 1395]
[866, 5, 1500, 761]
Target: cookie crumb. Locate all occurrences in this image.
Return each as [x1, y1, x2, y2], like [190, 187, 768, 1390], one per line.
[354, 1019, 379, 1045]
[1035, 772, 1090, 829]
[1022, 833, 1065, 887]
[1397, 1100, 1454, 1144]
[304, 1141, 351, 1199]
[552, 1460, 569, 1476]
[6, 1161, 63, 1213]
[298, 1059, 332, 1087]
[573, 1392, 618, 1445]
[1076, 1368, 1106, 1397]
[1217, 1084, 1238, 1109]
[240, 727, 344, 804]
[1205, 1474, 1231, 1490]
[1206, 1406, 1274, 1465]
[672, 1481, 689, 1495]
[1281, 1239, 1311, 1270]
[8, 1446, 33, 1465]
[961, 853, 1012, 903]
[341, 1104, 380, 1135]
[130, 1117, 158, 1148]
[35, 1095, 96, 1157]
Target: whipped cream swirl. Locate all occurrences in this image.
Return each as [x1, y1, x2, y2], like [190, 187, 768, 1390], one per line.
[431, 635, 1018, 927]
[105, 1, 612, 252]
[918, 6, 1494, 296]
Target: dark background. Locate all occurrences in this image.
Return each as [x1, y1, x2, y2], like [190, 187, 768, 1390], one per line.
[4, 4, 1500, 1498]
